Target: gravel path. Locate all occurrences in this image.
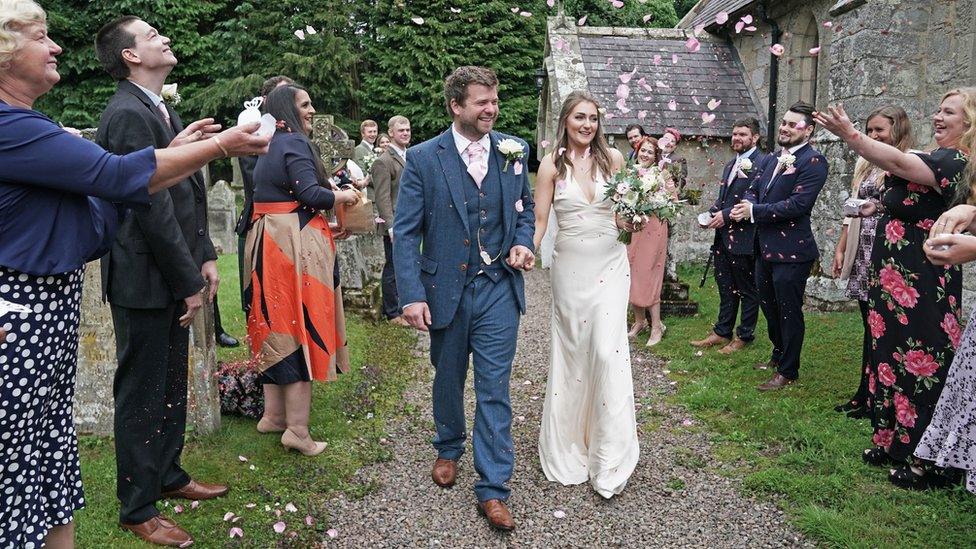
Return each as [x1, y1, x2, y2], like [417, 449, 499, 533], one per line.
[325, 269, 809, 547]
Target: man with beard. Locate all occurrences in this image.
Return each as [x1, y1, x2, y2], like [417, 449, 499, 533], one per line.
[393, 66, 535, 531]
[692, 117, 766, 354]
[731, 101, 828, 390]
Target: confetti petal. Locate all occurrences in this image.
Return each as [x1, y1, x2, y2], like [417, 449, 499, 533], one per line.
[672, 53, 679, 64]
[618, 67, 637, 84]
[740, 14, 753, 24]
[615, 83, 630, 99]
[642, 13, 653, 23]
[744, 25, 756, 32]
[327, 529, 339, 538]
[692, 96, 700, 105]
[655, 80, 670, 89]
[510, 7, 519, 13]
[547, 0, 554, 6]
[285, 503, 298, 513]
[238, 455, 248, 462]
[809, 46, 821, 56]
[223, 512, 235, 521]
[637, 110, 647, 120]
[605, 56, 613, 67]
[707, 98, 721, 110]
[823, 21, 833, 28]
[540, 140, 551, 149]
[229, 527, 244, 539]
[273, 521, 287, 534]
[553, 510, 567, 518]
[653, 54, 662, 65]
[667, 99, 677, 111]
[769, 44, 785, 56]
[615, 97, 630, 113]
[293, 29, 305, 40]
[520, 11, 532, 16]
[610, 0, 623, 7]
[173, 505, 184, 514]
[411, 16, 424, 25]
[190, 501, 199, 509]
[305, 515, 315, 526]
[305, 25, 317, 35]
[715, 11, 729, 24]
[577, 15, 587, 25]
[701, 112, 716, 124]
[734, 21, 745, 33]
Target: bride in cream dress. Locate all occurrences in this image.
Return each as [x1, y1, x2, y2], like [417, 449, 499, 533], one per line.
[533, 91, 639, 498]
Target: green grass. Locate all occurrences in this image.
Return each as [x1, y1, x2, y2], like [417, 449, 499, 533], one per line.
[655, 265, 976, 548]
[76, 254, 419, 546]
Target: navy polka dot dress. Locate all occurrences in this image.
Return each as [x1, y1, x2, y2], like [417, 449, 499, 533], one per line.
[0, 266, 86, 548]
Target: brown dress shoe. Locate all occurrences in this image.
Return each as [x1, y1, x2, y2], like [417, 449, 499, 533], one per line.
[690, 332, 731, 348]
[477, 499, 515, 531]
[431, 458, 457, 488]
[161, 479, 230, 501]
[718, 338, 749, 355]
[120, 515, 194, 547]
[753, 359, 779, 370]
[758, 373, 795, 391]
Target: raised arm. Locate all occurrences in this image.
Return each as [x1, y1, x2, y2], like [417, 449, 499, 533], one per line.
[814, 104, 935, 186]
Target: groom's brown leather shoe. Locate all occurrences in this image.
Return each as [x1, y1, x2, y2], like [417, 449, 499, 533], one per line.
[431, 458, 457, 488]
[690, 332, 730, 348]
[161, 479, 229, 501]
[758, 373, 795, 391]
[477, 499, 515, 531]
[718, 338, 749, 354]
[120, 515, 194, 547]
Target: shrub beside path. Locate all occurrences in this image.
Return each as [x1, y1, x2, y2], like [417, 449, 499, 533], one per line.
[325, 269, 810, 546]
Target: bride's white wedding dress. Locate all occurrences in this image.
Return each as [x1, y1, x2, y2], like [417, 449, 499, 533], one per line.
[539, 166, 639, 498]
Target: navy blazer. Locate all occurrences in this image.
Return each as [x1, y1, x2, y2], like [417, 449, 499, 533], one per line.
[709, 148, 767, 256]
[742, 143, 828, 263]
[392, 129, 535, 330]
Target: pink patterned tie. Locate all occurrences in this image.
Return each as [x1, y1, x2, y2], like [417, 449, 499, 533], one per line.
[157, 102, 172, 129]
[466, 142, 487, 188]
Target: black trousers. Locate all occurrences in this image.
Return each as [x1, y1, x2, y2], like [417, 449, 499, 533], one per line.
[111, 303, 191, 524]
[755, 258, 814, 380]
[848, 299, 872, 406]
[712, 249, 760, 341]
[382, 234, 400, 319]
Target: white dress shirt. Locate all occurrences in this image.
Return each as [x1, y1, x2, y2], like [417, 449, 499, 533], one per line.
[452, 124, 491, 172]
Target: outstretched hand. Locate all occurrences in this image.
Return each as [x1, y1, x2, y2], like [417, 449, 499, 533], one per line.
[170, 118, 222, 148]
[214, 122, 271, 157]
[812, 104, 857, 141]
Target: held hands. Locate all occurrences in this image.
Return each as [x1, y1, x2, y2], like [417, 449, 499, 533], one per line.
[729, 200, 752, 221]
[170, 118, 222, 148]
[924, 234, 976, 266]
[812, 104, 857, 141]
[507, 245, 535, 271]
[402, 302, 432, 332]
[929, 205, 976, 239]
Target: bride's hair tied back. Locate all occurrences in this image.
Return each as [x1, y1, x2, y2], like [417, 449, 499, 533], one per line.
[552, 91, 614, 181]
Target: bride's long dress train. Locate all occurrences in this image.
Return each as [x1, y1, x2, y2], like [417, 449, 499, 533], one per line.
[539, 168, 640, 498]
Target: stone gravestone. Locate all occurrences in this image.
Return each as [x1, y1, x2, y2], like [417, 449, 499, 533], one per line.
[73, 130, 220, 436]
[207, 180, 238, 254]
[309, 114, 386, 319]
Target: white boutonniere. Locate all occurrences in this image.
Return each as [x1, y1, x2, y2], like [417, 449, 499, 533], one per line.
[161, 83, 181, 105]
[497, 138, 525, 173]
[739, 158, 753, 172]
[777, 153, 796, 170]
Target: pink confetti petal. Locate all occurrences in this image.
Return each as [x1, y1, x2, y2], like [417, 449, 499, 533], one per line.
[327, 529, 339, 539]
[173, 505, 184, 514]
[672, 53, 679, 64]
[285, 502, 298, 513]
[244, 503, 257, 509]
[577, 15, 587, 25]
[769, 44, 785, 56]
[305, 515, 315, 526]
[653, 54, 662, 65]
[610, 0, 623, 7]
[510, 7, 519, 13]
[615, 83, 630, 99]
[740, 14, 753, 24]
[692, 96, 700, 105]
[553, 510, 567, 518]
[519, 11, 532, 17]
[273, 521, 287, 534]
[667, 99, 677, 111]
[744, 25, 756, 32]
[190, 501, 199, 509]
[707, 98, 721, 110]
[293, 29, 305, 40]
[223, 512, 235, 521]
[238, 455, 248, 462]
[701, 112, 716, 124]
[734, 21, 745, 33]
[809, 46, 821, 56]
[642, 13, 653, 23]
[615, 97, 630, 113]
[618, 67, 637, 83]
[823, 21, 833, 28]
[655, 80, 670, 89]
[605, 56, 613, 67]
[637, 110, 647, 120]
[682, 419, 694, 426]
[715, 11, 729, 24]
[547, 0, 555, 6]
[540, 139, 551, 149]
[229, 527, 244, 539]
[554, 36, 570, 53]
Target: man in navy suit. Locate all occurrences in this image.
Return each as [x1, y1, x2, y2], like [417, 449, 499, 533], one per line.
[393, 66, 535, 531]
[691, 117, 766, 354]
[731, 102, 828, 390]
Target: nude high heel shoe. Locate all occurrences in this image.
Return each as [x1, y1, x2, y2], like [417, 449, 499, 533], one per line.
[257, 417, 286, 434]
[646, 324, 666, 347]
[281, 428, 327, 456]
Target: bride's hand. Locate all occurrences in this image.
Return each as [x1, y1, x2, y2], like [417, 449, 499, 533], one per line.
[615, 214, 637, 232]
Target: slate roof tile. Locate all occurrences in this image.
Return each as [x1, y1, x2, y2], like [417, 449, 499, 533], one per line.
[684, 0, 758, 31]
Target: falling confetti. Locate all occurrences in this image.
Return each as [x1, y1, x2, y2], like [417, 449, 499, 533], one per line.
[411, 16, 424, 25]
[715, 11, 729, 25]
[770, 43, 785, 56]
[293, 29, 305, 40]
[618, 67, 637, 83]
[637, 110, 647, 120]
[667, 99, 677, 111]
[615, 83, 630, 99]
[305, 515, 315, 526]
[540, 140, 551, 149]
[823, 21, 833, 28]
[653, 54, 662, 65]
[273, 521, 287, 534]
[809, 46, 821, 56]
[701, 112, 716, 124]
[553, 510, 567, 518]
[577, 15, 587, 25]
[707, 98, 721, 110]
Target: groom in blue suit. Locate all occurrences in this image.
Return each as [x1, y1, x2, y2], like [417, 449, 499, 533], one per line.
[393, 66, 535, 531]
[731, 101, 828, 391]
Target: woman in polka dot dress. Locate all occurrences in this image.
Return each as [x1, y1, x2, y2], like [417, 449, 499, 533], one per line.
[0, 2, 269, 545]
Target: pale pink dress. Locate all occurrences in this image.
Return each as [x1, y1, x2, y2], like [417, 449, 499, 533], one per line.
[626, 220, 668, 307]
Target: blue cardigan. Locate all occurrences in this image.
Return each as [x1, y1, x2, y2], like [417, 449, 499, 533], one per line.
[0, 102, 154, 275]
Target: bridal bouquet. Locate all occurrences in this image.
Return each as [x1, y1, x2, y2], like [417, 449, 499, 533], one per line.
[603, 165, 682, 244]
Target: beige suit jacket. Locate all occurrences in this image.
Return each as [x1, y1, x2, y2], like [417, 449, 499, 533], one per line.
[369, 149, 404, 233]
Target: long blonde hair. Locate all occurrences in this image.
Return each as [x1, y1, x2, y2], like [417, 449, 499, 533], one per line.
[851, 105, 914, 192]
[551, 91, 613, 181]
[941, 88, 976, 204]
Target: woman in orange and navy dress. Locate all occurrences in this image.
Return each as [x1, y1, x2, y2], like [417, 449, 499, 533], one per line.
[627, 136, 674, 347]
[244, 85, 360, 455]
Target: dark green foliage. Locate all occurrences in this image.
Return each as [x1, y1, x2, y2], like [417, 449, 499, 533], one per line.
[674, 0, 698, 19]
[35, 0, 677, 144]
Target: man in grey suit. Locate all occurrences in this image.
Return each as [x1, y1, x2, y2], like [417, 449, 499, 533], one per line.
[95, 16, 229, 546]
[353, 118, 378, 166]
[371, 115, 410, 324]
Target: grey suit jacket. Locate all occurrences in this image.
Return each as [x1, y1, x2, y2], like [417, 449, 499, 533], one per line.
[370, 149, 404, 234]
[353, 140, 376, 166]
[95, 80, 217, 308]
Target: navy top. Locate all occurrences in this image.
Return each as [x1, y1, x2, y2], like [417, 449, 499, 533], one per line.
[253, 131, 335, 211]
[0, 102, 155, 275]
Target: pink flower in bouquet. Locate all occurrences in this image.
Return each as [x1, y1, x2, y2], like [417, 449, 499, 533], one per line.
[904, 349, 939, 378]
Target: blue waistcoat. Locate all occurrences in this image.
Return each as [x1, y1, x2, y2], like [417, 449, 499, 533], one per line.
[462, 156, 506, 284]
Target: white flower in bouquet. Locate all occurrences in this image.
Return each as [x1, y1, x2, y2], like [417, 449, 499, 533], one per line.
[639, 166, 666, 193]
[361, 151, 379, 173]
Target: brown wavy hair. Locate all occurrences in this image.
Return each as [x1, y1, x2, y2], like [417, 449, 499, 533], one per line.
[633, 136, 660, 167]
[551, 91, 613, 181]
[851, 105, 914, 192]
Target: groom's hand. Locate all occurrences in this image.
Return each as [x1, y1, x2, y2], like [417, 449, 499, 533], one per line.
[402, 302, 432, 332]
[507, 245, 535, 271]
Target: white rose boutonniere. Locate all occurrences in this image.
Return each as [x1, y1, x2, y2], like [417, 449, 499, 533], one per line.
[777, 153, 796, 170]
[161, 83, 181, 106]
[497, 138, 525, 173]
[739, 158, 753, 172]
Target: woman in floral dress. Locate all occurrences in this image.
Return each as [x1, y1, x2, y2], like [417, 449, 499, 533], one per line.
[816, 88, 974, 489]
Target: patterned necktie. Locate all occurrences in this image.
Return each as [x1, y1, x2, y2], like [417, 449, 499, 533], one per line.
[156, 102, 172, 130]
[466, 142, 487, 188]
